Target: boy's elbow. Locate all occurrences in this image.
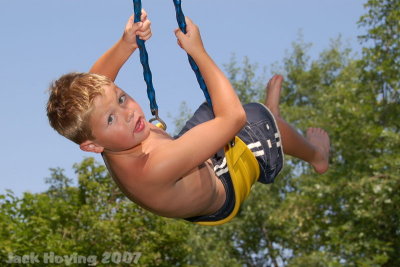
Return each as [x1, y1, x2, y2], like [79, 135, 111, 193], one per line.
[219, 106, 246, 131]
[235, 108, 247, 130]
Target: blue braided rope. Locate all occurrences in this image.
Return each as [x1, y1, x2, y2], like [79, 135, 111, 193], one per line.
[172, 0, 212, 107]
[132, 0, 158, 115]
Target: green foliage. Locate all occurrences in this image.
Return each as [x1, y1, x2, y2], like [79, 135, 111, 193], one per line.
[168, 101, 193, 137]
[224, 54, 267, 104]
[218, 0, 399, 264]
[0, 159, 193, 266]
[358, 0, 400, 105]
[227, 20, 399, 264]
[358, 0, 400, 138]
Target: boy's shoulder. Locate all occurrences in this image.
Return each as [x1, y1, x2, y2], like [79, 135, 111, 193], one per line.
[101, 126, 219, 217]
[101, 129, 173, 202]
[103, 127, 172, 178]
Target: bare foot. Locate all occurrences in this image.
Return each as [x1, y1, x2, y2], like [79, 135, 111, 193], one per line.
[265, 75, 283, 116]
[306, 127, 330, 174]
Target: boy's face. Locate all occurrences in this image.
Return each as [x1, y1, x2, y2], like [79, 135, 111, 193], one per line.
[85, 83, 150, 153]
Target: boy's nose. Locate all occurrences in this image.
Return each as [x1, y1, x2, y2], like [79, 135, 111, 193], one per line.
[126, 110, 134, 122]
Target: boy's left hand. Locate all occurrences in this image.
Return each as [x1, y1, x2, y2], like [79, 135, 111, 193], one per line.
[122, 9, 152, 49]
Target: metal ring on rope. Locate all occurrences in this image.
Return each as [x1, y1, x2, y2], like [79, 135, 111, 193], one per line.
[133, 0, 167, 130]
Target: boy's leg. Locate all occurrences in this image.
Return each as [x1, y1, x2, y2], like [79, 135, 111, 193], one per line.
[265, 75, 330, 174]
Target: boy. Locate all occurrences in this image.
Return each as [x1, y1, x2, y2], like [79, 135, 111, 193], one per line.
[47, 12, 330, 225]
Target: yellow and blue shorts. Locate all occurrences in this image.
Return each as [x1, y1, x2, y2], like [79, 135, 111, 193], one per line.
[174, 102, 284, 225]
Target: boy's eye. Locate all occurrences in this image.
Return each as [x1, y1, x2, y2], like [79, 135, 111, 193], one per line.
[107, 115, 115, 125]
[119, 95, 126, 104]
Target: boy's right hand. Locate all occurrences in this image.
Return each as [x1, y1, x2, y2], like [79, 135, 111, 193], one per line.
[122, 9, 152, 50]
[174, 17, 206, 57]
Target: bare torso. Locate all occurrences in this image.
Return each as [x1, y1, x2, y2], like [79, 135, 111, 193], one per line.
[102, 124, 226, 219]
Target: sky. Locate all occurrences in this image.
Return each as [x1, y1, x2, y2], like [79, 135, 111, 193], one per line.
[0, 0, 366, 196]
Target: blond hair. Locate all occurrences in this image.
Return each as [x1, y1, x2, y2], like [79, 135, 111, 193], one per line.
[47, 72, 112, 144]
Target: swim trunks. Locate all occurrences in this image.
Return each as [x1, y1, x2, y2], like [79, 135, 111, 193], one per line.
[174, 102, 284, 224]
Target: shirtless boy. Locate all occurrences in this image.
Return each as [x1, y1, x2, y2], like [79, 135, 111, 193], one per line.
[47, 12, 330, 225]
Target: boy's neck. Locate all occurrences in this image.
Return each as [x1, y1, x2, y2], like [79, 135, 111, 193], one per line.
[102, 143, 145, 157]
[102, 124, 168, 157]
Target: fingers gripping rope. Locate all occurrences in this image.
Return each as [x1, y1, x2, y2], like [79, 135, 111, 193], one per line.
[172, 0, 212, 107]
[132, 0, 166, 130]
[132, 0, 212, 131]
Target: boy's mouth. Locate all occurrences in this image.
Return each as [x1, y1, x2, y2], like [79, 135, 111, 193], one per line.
[134, 117, 145, 133]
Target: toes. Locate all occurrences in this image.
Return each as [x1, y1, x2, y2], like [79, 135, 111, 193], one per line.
[274, 74, 283, 84]
[266, 75, 283, 90]
[318, 128, 328, 137]
[271, 75, 283, 88]
[266, 79, 272, 89]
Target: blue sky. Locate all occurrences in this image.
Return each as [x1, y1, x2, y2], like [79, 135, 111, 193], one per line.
[0, 0, 365, 196]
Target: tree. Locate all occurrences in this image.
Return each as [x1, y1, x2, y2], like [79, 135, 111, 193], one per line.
[358, 0, 400, 107]
[212, 0, 400, 265]
[180, 1, 400, 264]
[0, 159, 195, 266]
[224, 54, 267, 104]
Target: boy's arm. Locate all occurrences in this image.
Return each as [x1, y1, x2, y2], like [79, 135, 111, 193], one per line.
[144, 17, 246, 187]
[89, 11, 152, 81]
[173, 17, 246, 139]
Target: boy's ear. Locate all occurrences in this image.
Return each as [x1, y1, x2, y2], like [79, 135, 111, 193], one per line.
[79, 140, 104, 154]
